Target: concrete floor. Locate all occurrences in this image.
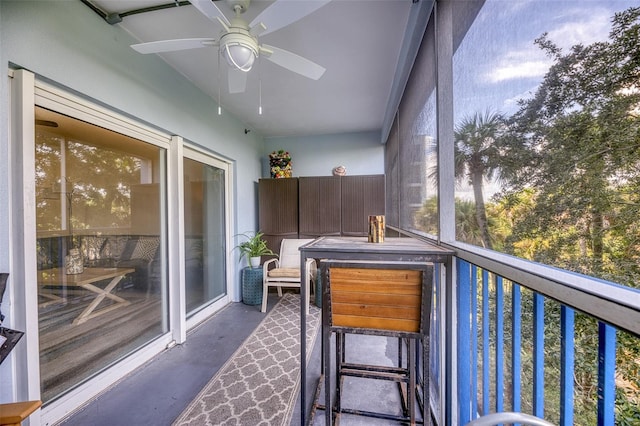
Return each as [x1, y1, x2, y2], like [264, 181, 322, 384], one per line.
[59, 294, 417, 426]
[60, 295, 280, 426]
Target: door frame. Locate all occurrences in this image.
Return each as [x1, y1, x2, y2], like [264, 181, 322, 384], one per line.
[181, 145, 234, 331]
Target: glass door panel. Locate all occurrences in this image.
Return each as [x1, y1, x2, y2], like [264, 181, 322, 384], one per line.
[183, 156, 227, 315]
[35, 106, 168, 403]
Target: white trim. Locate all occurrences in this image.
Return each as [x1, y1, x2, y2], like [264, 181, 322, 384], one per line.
[186, 295, 230, 330]
[34, 83, 169, 148]
[183, 143, 232, 171]
[11, 69, 43, 418]
[170, 136, 187, 343]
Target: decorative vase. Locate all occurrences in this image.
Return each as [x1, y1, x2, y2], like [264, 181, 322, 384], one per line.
[65, 248, 84, 275]
[250, 256, 261, 269]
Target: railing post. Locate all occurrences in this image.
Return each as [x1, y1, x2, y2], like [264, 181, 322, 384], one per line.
[482, 270, 490, 414]
[495, 276, 504, 413]
[512, 283, 522, 416]
[597, 322, 616, 426]
[457, 258, 472, 424]
[471, 265, 479, 418]
[533, 293, 545, 418]
[560, 306, 575, 426]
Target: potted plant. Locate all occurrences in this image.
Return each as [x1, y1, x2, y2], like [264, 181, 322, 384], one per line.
[234, 232, 276, 268]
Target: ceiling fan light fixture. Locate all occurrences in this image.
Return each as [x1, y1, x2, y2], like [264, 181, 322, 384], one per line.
[223, 42, 256, 72]
[220, 27, 258, 72]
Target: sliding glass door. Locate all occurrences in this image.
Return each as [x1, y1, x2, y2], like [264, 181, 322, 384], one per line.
[34, 106, 168, 403]
[183, 150, 229, 316]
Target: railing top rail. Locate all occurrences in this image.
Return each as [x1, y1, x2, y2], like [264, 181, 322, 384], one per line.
[452, 241, 640, 337]
[385, 227, 640, 337]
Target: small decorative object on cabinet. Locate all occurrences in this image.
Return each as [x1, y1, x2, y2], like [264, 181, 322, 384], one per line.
[234, 232, 276, 268]
[332, 165, 346, 176]
[269, 150, 292, 178]
[242, 266, 263, 306]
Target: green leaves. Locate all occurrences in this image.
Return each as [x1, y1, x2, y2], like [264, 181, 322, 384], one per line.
[233, 232, 276, 260]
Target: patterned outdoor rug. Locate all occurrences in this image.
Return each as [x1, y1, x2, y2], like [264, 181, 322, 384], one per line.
[173, 293, 321, 426]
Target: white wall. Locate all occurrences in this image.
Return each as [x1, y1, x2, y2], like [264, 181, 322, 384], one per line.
[264, 131, 384, 177]
[0, 0, 263, 402]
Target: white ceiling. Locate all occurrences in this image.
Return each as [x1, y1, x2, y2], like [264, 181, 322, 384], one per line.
[86, 0, 412, 138]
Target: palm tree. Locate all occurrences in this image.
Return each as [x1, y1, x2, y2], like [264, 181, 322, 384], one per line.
[455, 198, 485, 246]
[454, 111, 504, 249]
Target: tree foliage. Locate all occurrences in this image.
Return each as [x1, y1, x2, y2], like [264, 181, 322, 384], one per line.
[500, 6, 640, 282]
[36, 131, 144, 232]
[496, 7, 640, 423]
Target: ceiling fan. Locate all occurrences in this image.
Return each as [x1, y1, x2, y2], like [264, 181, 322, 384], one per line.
[131, 0, 330, 94]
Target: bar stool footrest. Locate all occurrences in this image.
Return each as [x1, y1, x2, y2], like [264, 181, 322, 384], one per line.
[340, 363, 409, 382]
[337, 407, 424, 424]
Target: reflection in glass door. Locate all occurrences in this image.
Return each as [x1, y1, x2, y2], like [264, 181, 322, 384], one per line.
[183, 155, 227, 315]
[34, 106, 168, 403]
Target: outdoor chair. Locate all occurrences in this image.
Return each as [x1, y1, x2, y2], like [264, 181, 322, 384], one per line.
[319, 260, 434, 425]
[261, 238, 316, 314]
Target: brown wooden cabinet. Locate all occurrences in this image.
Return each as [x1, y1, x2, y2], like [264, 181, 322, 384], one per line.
[258, 178, 299, 253]
[298, 176, 342, 239]
[259, 175, 385, 252]
[341, 175, 386, 236]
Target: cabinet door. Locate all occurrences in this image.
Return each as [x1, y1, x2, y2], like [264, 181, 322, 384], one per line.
[341, 175, 385, 236]
[298, 176, 341, 239]
[258, 178, 299, 253]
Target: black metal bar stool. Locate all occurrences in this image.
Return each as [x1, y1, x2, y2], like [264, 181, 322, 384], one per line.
[318, 260, 433, 425]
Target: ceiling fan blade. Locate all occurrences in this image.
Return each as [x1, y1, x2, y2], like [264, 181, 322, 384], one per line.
[261, 44, 326, 80]
[250, 0, 332, 37]
[131, 38, 217, 54]
[189, 0, 230, 26]
[228, 68, 248, 94]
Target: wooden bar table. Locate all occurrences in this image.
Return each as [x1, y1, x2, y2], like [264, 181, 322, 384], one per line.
[298, 236, 455, 425]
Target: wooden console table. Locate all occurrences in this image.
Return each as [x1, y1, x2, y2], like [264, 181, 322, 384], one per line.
[298, 236, 455, 425]
[38, 267, 135, 325]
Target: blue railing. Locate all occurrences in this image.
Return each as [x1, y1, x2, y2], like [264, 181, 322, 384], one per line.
[455, 257, 635, 426]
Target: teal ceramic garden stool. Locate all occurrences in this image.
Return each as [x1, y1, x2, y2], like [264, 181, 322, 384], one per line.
[242, 266, 263, 306]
